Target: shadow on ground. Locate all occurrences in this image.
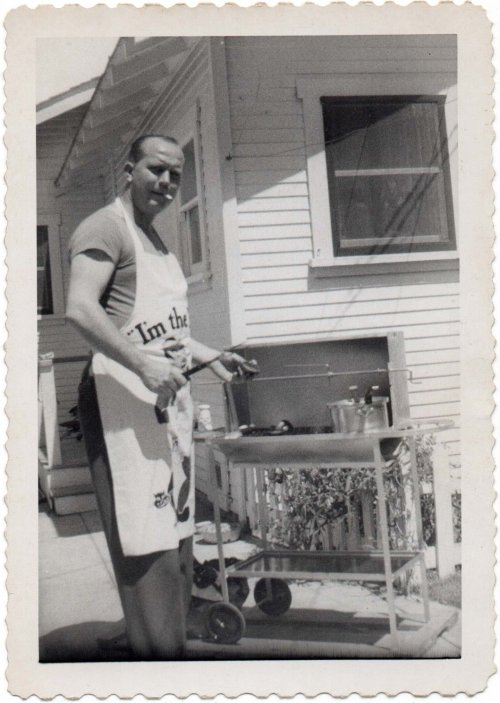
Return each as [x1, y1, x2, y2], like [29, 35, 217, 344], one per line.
[39, 605, 426, 662]
[39, 619, 130, 662]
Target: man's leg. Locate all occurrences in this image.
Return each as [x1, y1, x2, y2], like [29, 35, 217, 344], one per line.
[79, 369, 191, 659]
[78, 369, 152, 658]
[119, 548, 186, 659]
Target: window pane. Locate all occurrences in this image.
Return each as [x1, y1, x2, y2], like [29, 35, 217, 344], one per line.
[335, 173, 447, 252]
[321, 97, 455, 255]
[324, 99, 443, 170]
[188, 205, 203, 265]
[37, 225, 49, 267]
[37, 225, 53, 314]
[177, 213, 191, 277]
[180, 139, 198, 205]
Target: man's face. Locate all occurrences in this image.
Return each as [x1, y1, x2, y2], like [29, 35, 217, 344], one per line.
[128, 137, 184, 218]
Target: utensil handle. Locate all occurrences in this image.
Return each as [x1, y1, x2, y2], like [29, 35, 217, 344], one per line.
[183, 355, 221, 379]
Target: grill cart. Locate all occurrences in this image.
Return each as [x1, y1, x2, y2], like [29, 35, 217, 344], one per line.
[207, 424, 452, 649]
[196, 335, 453, 649]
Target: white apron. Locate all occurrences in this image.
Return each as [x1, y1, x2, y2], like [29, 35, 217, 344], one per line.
[92, 198, 195, 556]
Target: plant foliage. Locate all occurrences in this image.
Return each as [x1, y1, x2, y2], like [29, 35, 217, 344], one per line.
[264, 434, 460, 551]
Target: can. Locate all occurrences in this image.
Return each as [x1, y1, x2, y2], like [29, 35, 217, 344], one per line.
[198, 404, 213, 431]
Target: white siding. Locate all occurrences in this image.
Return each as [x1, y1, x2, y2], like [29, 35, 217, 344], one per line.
[225, 35, 460, 465]
[37, 105, 105, 419]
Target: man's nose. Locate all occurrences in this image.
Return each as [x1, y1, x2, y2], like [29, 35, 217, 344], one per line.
[158, 170, 172, 188]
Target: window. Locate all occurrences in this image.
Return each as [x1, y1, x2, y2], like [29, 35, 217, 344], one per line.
[321, 96, 456, 256]
[296, 74, 458, 276]
[37, 215, 64, 316]
[179, 138, 206, 276]
[152, 104, 210, 284]
[37, 225, 53, 314]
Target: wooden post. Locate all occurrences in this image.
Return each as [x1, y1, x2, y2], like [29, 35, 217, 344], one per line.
[324, 525, 334, 550]
[268, 478, 280, 545]
[347, 500, 361, 549]
[332, 521, 344, 550]
[255, 469, 269, 550]
[398, 442, 419, 551]
[38, 357, 62, 467]
[361, 489, 376, 548]
[432, 442, 455, 579]
[231, 458, 248, 523]
[245, 467, 258, 531]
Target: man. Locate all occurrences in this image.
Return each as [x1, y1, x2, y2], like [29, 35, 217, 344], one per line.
[67, 134, 247, 659]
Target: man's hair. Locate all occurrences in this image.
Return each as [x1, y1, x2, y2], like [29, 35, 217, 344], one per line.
[128, 134, 180, 163]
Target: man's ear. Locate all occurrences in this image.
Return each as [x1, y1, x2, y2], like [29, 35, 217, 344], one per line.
[124, 161, 134, 177]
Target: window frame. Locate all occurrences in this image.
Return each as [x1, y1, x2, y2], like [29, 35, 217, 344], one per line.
[175, 103, 210, 282]
[321, 95, 456, 257]
[296, 74, 458, 272]
[37, 212, 64, 317]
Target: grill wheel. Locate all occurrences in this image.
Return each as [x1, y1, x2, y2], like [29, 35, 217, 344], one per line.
[207, 602, 246, 644]
[254, 578, 292, 616]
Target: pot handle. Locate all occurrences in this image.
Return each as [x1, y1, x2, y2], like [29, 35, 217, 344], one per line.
[395, 418, 455, 432]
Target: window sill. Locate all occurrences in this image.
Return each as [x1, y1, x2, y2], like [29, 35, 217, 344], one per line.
[187, 270, 213, 294]
[309, 254, 459, 286]
[37, 313, 67, 325]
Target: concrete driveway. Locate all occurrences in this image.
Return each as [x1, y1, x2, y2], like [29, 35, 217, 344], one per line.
[38, 504, 460, 662]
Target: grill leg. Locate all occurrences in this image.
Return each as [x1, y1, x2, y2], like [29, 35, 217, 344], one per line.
[408, 435, 431, 622]
[373, 439, 399, 650]
[208, 443, 230, 604]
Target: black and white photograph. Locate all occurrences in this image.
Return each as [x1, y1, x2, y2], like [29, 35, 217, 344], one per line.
[4, 2, 496, 698]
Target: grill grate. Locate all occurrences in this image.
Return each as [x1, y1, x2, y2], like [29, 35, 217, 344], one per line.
[239, 425, 333, 437]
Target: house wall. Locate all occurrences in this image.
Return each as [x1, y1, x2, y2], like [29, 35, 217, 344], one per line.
[224, 35, 460, 467]
[37, 105, 105, 421]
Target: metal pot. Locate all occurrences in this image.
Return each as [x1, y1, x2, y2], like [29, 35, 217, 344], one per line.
[327, 397, 389, 434]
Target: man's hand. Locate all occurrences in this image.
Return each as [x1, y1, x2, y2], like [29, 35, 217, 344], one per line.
[138, 356, 188, 398]
[218, 352, 260, 378]
[186, 340, 260, 383]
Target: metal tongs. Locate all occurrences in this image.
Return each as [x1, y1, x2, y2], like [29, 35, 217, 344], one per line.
[155, 348, 260, 424]
[183, 354, 259, 380]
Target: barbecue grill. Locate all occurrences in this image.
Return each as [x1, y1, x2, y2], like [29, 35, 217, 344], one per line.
[196, 335, 453, 649]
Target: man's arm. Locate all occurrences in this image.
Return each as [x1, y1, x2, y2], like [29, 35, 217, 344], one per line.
[187, 339, 256, 382]
[66, 250, 186, 397]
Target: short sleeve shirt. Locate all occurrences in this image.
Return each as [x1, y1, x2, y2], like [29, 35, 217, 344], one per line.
[68, 202, 138, 328]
